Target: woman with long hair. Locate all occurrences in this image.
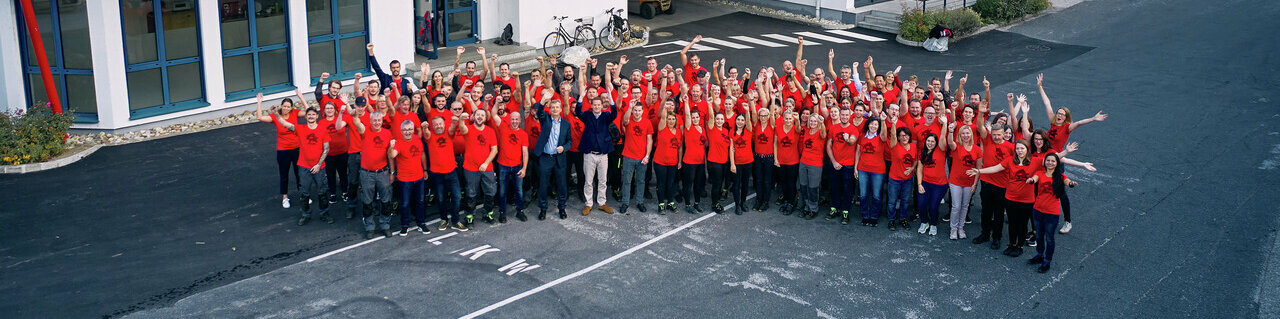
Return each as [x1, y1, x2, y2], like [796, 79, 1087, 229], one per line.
[256, 92, 301, 208]
[946, 123, 982, 240]
[1037, 73, 1106, 234]
[1025, 153, 1075, 273]
[798, 112, 827, 219]
[321, 101, 350, 205]
[969, 140, 1035, 257]
[916, 116, 949, 235]
[855, 116, 888, 227]
[681, 96, 708, 214]
[729, 111, 755, 215]
[653, 109, 683, 215]
[774, 109, 802, 215]
[706, 112, 732, 214]
[885, 121, 916, 231]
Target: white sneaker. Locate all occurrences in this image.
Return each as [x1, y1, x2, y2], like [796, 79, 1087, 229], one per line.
[282, 197, 291, 209]
[918, 223, 929, 234]
[1059, 222, 1072, 234]
[929, 225, 938, 236]
[958, 229, 967, 239]
[949, 229, 958, 240]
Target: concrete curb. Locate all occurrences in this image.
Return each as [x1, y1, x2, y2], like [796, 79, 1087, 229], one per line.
[897, 8, 1052, 47]
[1, 144, 102, 174]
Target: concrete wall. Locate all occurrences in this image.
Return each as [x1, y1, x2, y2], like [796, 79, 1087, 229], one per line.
[516, 0, 625, 46]
[733, 0, 859, 24]
[0, 0, 25, 113]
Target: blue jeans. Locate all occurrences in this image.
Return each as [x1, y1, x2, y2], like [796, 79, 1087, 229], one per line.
[1032, 209, 1060, 265]
[857, 170, 886, 220]
[832, 166, 857, 212]
[496, 164, 525, 212]
[399, 179, 426, 227]
[432, 170, 462, 224]
[917, 182, 947, 225]
[886, 178, 913, 220]
[619, 156, 648, 207]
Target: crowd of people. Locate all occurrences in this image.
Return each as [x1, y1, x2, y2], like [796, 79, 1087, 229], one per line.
[257, 36, 1106, 273]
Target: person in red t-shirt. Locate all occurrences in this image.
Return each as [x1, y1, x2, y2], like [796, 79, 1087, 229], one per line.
[970, 140, 1036, 256]
[946, 124, 982, 240]
[352, 108, 395, 237]
[1025, 153, 1076, 273]
[916, 115, 950, 236]
[797, 112, 827, 218]
[618, 102, 653, 214]
[728, 111, 755, 215]
[706, 112, 732, 214]
[854, 116, 889, 226]
[973, 121, 1014, 247]
[493, 111, 529, 222]
[680, 35, 709, 86]
[457, 109, 498, 225]
[1037, 73, 1106, 233]
[827, 107, 860, 223]
[320, 102, 350, 205]
[255, 93, 300, 209]
[751, 106, 776, 212]
[681, 99, 708, 213]
[652, 111, 682, 214]
[885, 118, 918, 230]
[773, 110, 802, 215]
[423, 116, 468, 232]
[389, 120, 428, 236]
[274, 103, 333, 226]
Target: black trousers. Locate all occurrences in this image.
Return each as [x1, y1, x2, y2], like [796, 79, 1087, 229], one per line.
[979, 181, 1007, 241]
[708, 162, 728, 205]
[654, 164, 678, 203]
[276, 149, 300, 195]
[324, 153, 349, 198]
[778, 164, 799, 205]
[733, 162, 754, 209]
[683, 163, 707, 205]
[753, 155, 774, 207]
[1006, 200, 1033, 247]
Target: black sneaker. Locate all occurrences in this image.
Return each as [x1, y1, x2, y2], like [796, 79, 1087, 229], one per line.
[1028, 255, 1044, 265]
[990, 240, 1002, 250]
[805, 210, 818, 220]
[398, 228, 409, 236]
[1037, 264, 1051, 273]
[515, 210, 527, 222]
[1009, 246, 1024, 257]
[558, 209, 568, 219]
[636, 204, 647, 213]
[825, 208, 838, 221]
[887, 220, 898, 231]
[972, 235, 989, 245]
[1027, 237, 1037, 247]
[328, 194, 338, 204]
[734, 207, 743, 215]
[466, 214, 475, 225]
[965, 216, 973, 224]
[297, 217, 310, 226]
[538, 209, 547, 220]
[684, 205, 696, 214]
[841, 211, 850, 225]
[321, 215, 335, 224]
[485, 211, 496, 224]
[693, 203, 704, 214]
[658, 204, 667, 215]
[942, 215, 950, 222]
[498, 212, 508, 223]
[417, 223, 430, 234]
[619, 205, 629, 215]
[383, 229, 393, 238]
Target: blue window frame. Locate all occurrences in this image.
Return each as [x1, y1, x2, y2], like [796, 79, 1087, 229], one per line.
[220, 0, 293, 101]
[14, 0, 97, 123]
[305, 0, 368, 82]
[121, 0, 208, 120]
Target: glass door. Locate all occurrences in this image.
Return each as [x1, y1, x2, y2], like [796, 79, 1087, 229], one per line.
[442, 0, 477, 47]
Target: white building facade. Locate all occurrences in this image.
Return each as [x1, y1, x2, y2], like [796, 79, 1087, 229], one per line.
[1, 0, 620, 131]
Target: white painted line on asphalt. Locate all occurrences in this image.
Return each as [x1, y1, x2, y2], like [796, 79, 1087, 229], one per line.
[428, 231, 458, 245]
[729, 36, 787, 47]
[700, 37, 754, 49]
[795, 31, 853, 44]
[498, 259, 528, 272]
[459, 212, 720, 319]
[827, 29, 887, 42]
[762, 34, 819, 45]
[305, 218, 441, 263]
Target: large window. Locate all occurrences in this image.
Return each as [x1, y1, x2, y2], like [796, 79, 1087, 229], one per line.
[121, 0, 206, 119]
[15, 0, 97, 122]
[306, 0, 367, 81]
[220, 0, 291, 101]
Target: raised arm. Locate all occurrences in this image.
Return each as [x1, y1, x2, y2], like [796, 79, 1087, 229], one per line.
[1069, 110, 1108, 131]
[366, 44, 391, 87]
[315, 72, 330, 101]
[452, 46, 465, 73]
[1036, 73, 1054, 124]
[794, 36, 805, 76]
[954, 74, 968, 106]
[982, 76, 991, 106]
[255, 93, 273, 123]
[680, 35, 702, 67]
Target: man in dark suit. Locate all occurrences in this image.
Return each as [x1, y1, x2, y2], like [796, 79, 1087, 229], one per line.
[532, 94, 573, 220]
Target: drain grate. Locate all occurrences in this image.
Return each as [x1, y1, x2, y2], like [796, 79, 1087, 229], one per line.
[654, 31, 674, 37]
[1025, 44, 1051, 51]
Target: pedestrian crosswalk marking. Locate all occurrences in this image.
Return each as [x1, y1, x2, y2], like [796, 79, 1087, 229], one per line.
[795, 31, 853, 44]
[761, 34, 819, 45]
[827, 29, 887, 42]
[700, 37, 754, 49]
[729, 36, 787, 47]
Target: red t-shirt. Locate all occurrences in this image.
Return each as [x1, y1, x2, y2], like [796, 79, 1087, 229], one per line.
[392, 136, 425, 182]
[732, 128, 754, 165]
[829, 123, 858, 166]
[682, 126, 706, 165]
[426, 132, 457, 174]
[753, 125, 774, 155]
[980, 138, 1014, 188]
[919, 147, 947, 186]
[1048, 123, 1071, 152]
[344, 113, 362, 154]
[856, 136, 887, 173]
[622, 119, 653, 160]
[707, 127, 731, 164]
[496, 122, 528, 167]
[391, 110, 421, 133]
[322, 118, 347, 155]
[360, 128, 393, 171]
[888, 143, 917, 181]
[654, 127, 682, 166]
[463, 125, 496, 171]
[271, 111, 300, 150]
[682, 62, 707, 87]
[1003, 157, 1040, 203]
[913, 120, 944, 146]
[800, 128, 825, 167]
[775, 126, 800, 165]
[948, 145, 982, 187]
[1032, 171, 1069, 214]
[318, 94, 345, 112]
[295, 123, 330, 169]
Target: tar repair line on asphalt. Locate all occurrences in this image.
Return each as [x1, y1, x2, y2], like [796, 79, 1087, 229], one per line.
[306, 218, 442, 262]
[459, 193, 752, 319]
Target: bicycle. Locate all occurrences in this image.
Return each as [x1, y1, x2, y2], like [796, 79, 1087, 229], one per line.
[599, 7, 630, 51]
[543, 16, 598, 57]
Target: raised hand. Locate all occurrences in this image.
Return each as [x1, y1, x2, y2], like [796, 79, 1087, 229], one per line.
[320, 72, 330, 80]
[476, 46, 486, 56]
[456, 46, 466, 55]
[983, 76, 990, 88]
[692, 35, 703, 42]
[959, 74, 968, 86]
[619, 55, 629, 65]
[354, 73, 362, 80]
[712, 59, 719, 68]
[945, 70, 953, 81]
[797, 35, 804, 44]
[1093, 111, 1108, 121]
[1017, 93, 1027, 103]
[1006, 93, 1015, 102]
[1036, 73, 1044, 87]
[366, 43, 374, 54]
[256, 92, 263, 103]
[1063, 142, 1079, 153]
[420, 63, 430, 73]
[828, 49, 834, 60]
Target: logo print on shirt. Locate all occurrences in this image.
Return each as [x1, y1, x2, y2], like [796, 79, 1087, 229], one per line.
[669, 137, 680, 150]
[508, 133, 520, 145]
[1014, 170, 1029, 181]
[436, 137, 448, 148]
[631, 125, 644, 137]
[327, 123, 337, 132]
[373, 135, 385, 146]
[756, 134, 769, 144]
[804, 138, 814, 150]
[779, 136, 792, 148]
[903, 154, 916, 166]
[410, 145, 421, 154]
[962, 155, 976, 168]
[306, 133, 319, 145]
[862, 141, 876, 154]
[478, 135, 488, 145]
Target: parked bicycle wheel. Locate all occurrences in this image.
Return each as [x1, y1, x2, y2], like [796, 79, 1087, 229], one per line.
[600, 20, 625, 50]
[543, 32, 568, 57]
[574, 26, 599, 50]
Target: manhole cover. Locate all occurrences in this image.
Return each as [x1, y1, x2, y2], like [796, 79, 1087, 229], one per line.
[654, 31, 673, 37]
[1025, 44, 1051, 51]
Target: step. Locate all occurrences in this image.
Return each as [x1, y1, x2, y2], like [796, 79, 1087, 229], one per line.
[864, 10, 902, 20]
[856, 19, 900, 34]
[861, 14, 901, 27]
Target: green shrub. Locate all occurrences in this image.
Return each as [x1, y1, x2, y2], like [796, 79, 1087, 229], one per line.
[899, 8, 984, 42]
[973, 0, 1051, 24]
[0, 105, 73, 165]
